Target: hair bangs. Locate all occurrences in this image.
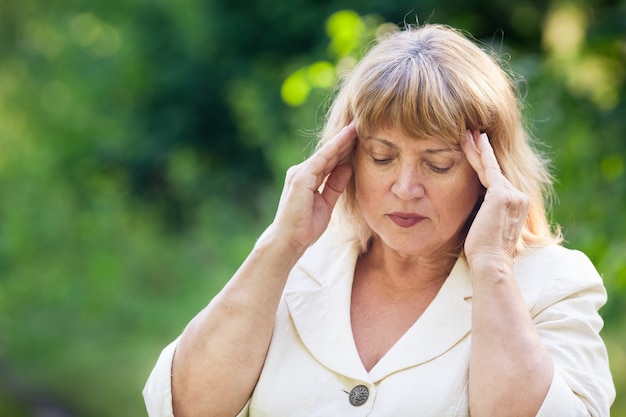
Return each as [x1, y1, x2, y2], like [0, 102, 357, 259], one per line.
[350, 53, 466, 149]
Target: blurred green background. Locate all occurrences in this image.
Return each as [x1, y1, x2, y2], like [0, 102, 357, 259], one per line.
[0, 0, 623, 415]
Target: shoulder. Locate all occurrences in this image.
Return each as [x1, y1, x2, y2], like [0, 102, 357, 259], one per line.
[514, 244, 607, 315]
[515, 244, 600, 282]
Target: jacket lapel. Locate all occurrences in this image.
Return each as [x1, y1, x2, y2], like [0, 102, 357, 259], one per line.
[284, 231, 370, 382]
[284, 231, 473, 383]
[369, 258, 473, 382]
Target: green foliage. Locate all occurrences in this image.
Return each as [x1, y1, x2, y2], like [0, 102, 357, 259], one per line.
[0, 0, 624, 416]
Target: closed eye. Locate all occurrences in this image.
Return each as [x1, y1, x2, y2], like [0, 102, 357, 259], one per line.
[428, 164, 451, 173]
[372, 157, 394, 165]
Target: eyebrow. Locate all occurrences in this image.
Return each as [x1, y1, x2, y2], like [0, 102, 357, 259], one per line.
[363, 136, 458, 154]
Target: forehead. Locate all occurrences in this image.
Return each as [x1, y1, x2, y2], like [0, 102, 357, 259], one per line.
[361, 129, 460, 153]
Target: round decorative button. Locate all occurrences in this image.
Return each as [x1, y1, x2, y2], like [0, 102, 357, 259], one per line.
[348, 385, 369, 406]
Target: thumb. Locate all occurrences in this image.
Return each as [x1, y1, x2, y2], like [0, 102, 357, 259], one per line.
[321, 163, 353, 208]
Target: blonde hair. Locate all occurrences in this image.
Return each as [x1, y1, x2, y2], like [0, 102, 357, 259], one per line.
[319, 24, 561, 254]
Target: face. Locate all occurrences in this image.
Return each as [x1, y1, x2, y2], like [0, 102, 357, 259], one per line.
[353, 128, 483, 260]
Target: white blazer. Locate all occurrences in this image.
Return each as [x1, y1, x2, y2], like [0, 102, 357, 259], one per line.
[144, 230, 615, 416]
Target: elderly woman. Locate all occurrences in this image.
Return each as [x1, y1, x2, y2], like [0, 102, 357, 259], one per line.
[143, 24, 615, 416]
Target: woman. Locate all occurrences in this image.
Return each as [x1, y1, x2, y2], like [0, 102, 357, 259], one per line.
[144, 24, 615, 416]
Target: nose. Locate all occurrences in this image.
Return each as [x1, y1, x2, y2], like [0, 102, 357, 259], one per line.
[391, 164, 425, 200]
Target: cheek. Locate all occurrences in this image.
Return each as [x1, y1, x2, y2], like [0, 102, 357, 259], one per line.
[354, 168, 381, 203]
[435, 172, 481, 219]
[353, 156, 382, 195]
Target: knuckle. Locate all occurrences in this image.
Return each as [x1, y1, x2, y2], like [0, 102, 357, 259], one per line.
[506, 190, 529, 210]
[519, 191, 530, 204]
[285, 164, 304, 181]
[285, 163, 319, 190]
[492, 185, 528, 208]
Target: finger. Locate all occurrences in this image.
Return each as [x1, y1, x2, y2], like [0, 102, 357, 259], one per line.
[475, 132, 505, 189]
[321, 163, 353, 208]
[307, 123, 357, 179]
[462, 131, 504, 189]
[462, 130, 482, 175]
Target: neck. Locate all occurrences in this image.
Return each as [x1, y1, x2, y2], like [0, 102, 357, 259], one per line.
[360, 238, 458, 292]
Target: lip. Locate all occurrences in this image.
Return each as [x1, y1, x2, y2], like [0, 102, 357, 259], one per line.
[387, 212, 426, 228]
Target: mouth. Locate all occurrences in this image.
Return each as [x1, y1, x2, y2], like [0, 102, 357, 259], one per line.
[387, 212, 426, 228]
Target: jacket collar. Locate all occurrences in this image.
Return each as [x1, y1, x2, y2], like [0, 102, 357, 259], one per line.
[284, 230, 473, 383]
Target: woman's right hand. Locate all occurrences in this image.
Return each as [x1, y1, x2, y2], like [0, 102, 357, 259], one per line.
[267, 123, 357, 252]
[167, 126, 356, 417]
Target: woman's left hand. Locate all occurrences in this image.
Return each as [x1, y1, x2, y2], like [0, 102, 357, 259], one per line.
[461, 130, 529, 271]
